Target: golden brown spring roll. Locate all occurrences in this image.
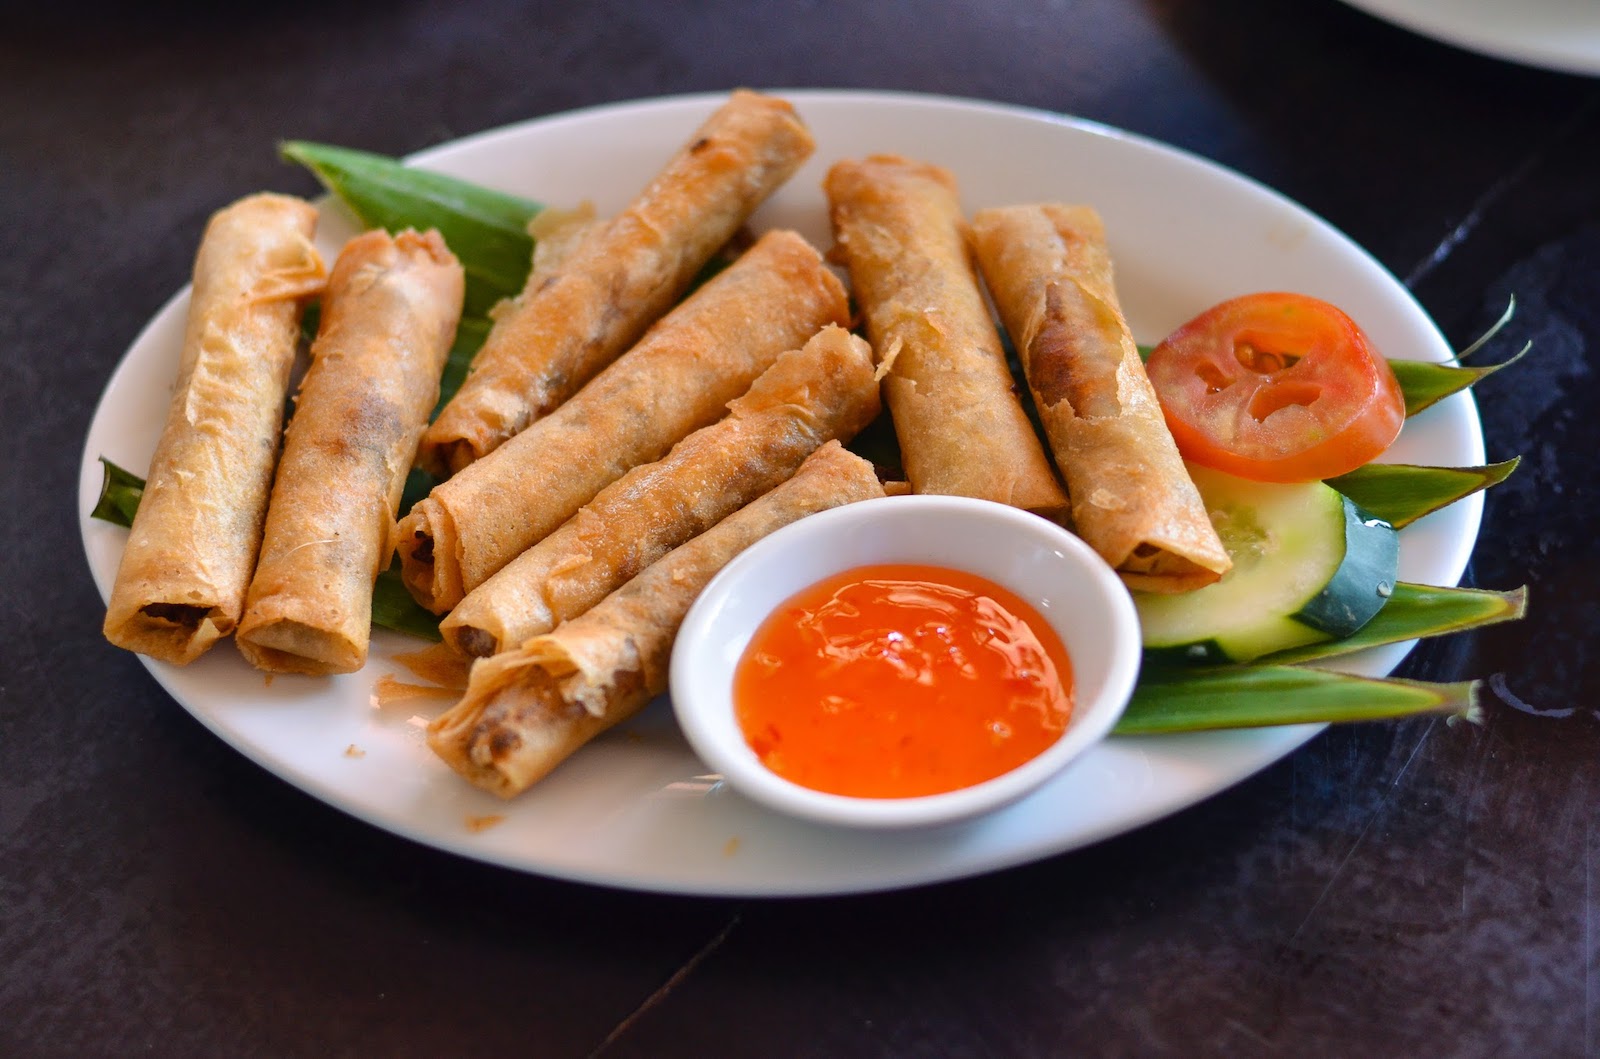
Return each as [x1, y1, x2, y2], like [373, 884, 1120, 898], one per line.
[440, 325, 880, 658]
[103, 193, 326, 665]
[969, 204, 1230, 592]
[396, 229, 848, 614]
[417, 89, 815, 475]
[523, 202, 598, 279]
[235, 230, 464, 674]
[429, 441, 887, 797]
[824, 154, 1067, 518]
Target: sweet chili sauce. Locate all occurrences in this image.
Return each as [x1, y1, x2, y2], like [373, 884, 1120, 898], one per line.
[732, 563, 1074, 799]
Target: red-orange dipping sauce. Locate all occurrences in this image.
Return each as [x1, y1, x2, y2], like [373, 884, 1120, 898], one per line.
[733, 563, 1075, 799]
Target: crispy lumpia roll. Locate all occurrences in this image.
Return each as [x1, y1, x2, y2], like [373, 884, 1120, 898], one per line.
[103, 193, 326, 665]
[429, 442, 887, 797]
[523, 202, 598, 280]
[969, 204, 1230, 592]
[396, 229, 848, 614]
[824, 155, 1067, 518]
[440, 326, 880, 658]
[235, 230, 464, 674]
[418, 89, 815, 475]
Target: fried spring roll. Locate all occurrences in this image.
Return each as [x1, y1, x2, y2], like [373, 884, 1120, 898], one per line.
[235, 230, 464, 674]
[523, 202, 598, 280]
[417, 89, 815, 475]
[428, 441, 887, 797]
[824, 155, 1067, 518]
[396, 229, 848, 614]
[103, 193, 326, 665]
[969, 204, 1231, 592]
[439, 325, 880, 658]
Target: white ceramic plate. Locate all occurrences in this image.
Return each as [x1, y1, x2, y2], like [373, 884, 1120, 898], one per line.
[80, 90, 1484, 897]
[1341, 0, 1600, 76]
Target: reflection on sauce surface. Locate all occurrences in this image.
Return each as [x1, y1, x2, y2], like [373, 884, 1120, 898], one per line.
[733, 563, 1074, 798]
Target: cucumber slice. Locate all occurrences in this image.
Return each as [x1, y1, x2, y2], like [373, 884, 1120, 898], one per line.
[1136, 466, 1399, 664]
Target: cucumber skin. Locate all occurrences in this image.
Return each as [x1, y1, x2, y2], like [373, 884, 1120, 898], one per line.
[1142, 638, 1235, 667]
[1139, 479, 1399, 666]
[1294, 500, 1399, 636]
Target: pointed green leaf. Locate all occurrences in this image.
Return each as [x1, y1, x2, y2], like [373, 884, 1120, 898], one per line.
[1326, 459, 1519, 528]
[1115, 665, 1481, 734]
[91, 457, 144, 528]
[1257, 582, 1528, 665]
[1455, 295, 1516, 362]
[1392, 347, 1526, 417]
[280, 140, 540, 318]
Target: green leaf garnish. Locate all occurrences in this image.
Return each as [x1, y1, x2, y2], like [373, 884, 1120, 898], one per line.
[280, 140, 540, 318]
[1326, 458, 1519, 528]
[1455, 295, 1516, 362]
[1392, 349, 1527, 417]
[1115, 665, 1481, 734]
[1125, 580, 1525, 732]
[1257, 582, 1527, 665]
[91, 457, 144, 528]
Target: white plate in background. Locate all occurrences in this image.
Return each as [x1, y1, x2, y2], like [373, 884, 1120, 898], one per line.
[1342, 0, 1600, 76]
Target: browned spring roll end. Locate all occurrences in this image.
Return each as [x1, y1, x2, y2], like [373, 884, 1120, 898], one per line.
[969, 203, 1230, 593]
[235, 227, 464, 674]
[427, 648, 614, 798]
[103, 192, 325, 665]
[395, 497, 463, 616]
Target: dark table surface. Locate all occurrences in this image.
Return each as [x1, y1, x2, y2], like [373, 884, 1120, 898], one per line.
[4, 1, 1597, 1055]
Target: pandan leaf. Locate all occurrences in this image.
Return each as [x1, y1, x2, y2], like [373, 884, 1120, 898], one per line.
[1115, 665, 1481, 734]
[1392, 350, 1527, 417]
[1392, 299, 1526, 414]
[1326, 459, 1519, 528]
[91, 457, 144, 528]
[1455, 295, 1516, 361]
[280, 140, 540, 318]
[1258, 583, 1527, 665]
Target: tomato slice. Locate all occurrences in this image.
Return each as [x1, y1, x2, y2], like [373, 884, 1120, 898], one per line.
[1145, 292, 1405, 483]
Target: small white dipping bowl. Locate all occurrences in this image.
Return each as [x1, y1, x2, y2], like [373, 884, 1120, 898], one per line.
[670, 494, 1142, 830]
